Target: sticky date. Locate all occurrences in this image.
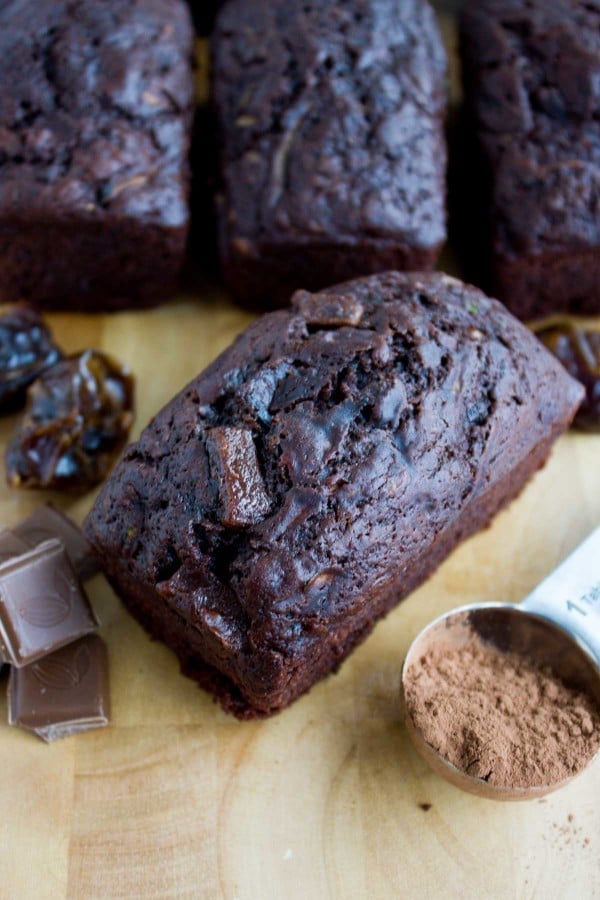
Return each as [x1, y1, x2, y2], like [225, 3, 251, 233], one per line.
[536, 322, 600, 432]
[6, 350, 135, 490]
[0, 306, 62, 410]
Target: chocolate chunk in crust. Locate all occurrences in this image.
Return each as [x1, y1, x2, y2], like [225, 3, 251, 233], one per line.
[211, 0, 448, 308]
[0, 0, 195, 310]
[460, 0, 600, 318]
[84, 271, 583, 719]
[206, 427, 272, 527]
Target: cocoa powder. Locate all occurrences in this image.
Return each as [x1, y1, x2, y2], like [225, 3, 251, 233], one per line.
[403, 633, 600, 789]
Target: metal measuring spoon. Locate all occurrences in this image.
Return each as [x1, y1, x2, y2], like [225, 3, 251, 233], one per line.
[401, 526, 600, 800]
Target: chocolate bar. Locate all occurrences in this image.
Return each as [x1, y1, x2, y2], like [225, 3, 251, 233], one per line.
[8, 635, 110, 742]
[0, 539, 98, 667]
[14, 505, 99, 580]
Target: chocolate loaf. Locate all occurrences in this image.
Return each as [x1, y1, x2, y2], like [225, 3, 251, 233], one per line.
[84, 271, 583, 718]
[460, 0, 600, 319]
[211, 0, 448, 307]
[0, 0, 195, 310]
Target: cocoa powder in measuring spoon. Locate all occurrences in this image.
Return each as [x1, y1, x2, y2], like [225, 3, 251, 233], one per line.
[403, 631, 600, 790]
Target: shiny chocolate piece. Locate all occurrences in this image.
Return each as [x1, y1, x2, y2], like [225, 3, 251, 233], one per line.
[14, 505, 99, 580]
[206, 426, 271, 527]
[293, 290, 365, 328]
[0, 539, 98, 667]
[8, 635, 110, 743]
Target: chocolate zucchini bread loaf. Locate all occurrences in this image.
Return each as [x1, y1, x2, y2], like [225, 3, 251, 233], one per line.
[0, 0, 194, 310]
[212, 0, 448, 307]
[84, 272, 583, 718]
[460, 0, 600, 319]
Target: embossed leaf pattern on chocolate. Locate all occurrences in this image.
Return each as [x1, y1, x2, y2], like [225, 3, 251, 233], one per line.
[18, 592, 70, 628]
[31, 644, 91, 690]
[17, 565, 77, 628]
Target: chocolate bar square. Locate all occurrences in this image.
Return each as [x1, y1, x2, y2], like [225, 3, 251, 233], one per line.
[14, 505, 99, 581]
[0, 539, 98, 667]
[8, 635, 110, 742]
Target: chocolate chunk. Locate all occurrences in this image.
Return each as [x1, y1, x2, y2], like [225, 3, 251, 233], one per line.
[14, 505, 99, 580]
[0, 539, 98, 667]
[8, 635, 110, 742]
[6, 350, 135, 491]
[0, 306, 62, 411]
[293, 290, 365, 328]
[206, 426, 271, 527]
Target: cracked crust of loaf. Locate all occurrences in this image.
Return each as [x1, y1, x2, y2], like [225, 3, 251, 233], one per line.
[0, 0, 195, 309]
[84, 271, 584, 718]
[211, 0, 448, 307]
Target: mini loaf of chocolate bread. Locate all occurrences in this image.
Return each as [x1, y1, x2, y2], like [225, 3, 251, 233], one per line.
[460, 0, 600, 319]
[211, 0, 448, 307]
[0, 0, 195, 310]
[84, 272, 583, 718]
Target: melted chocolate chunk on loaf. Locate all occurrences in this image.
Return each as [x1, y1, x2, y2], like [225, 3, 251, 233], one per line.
[0, 0, 194, 310]
[460, 0, 600, 319]
[211, 0, 447, 307]
[84, 272, 583, 718]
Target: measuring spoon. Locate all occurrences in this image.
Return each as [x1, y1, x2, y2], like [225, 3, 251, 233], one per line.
[401, 525, 600, 800]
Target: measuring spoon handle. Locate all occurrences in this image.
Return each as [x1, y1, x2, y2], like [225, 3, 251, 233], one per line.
[522, 525, 600, 664]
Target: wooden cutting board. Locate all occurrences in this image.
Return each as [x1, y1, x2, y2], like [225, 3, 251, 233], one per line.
[1, 7, 599, 898]
[0, 293, 598, 900]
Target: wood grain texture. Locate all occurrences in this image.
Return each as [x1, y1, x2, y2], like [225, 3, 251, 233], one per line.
[1, 8, 599, 898]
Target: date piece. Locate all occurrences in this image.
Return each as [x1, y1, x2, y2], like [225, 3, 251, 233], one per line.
[6, 350, 135, 490]
[0, 306, 62, 410]
[536, 322, 600, 432]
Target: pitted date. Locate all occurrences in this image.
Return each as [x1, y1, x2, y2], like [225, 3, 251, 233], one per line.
[6, 350, 135, 490]
[536, 322, 600, 432]
[0, 306, 62, 410]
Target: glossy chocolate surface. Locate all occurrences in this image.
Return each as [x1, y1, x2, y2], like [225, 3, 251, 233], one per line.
[14, 505, 99, 580]
[0, 539, 97, 667]
[8, 635, 110, 742]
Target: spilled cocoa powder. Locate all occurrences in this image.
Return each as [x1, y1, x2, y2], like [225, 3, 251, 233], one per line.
[403, 632, 600, 789]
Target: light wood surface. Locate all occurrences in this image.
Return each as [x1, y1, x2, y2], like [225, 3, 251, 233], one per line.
[0, 290, 598, 900]
[1, 7, 599, 898]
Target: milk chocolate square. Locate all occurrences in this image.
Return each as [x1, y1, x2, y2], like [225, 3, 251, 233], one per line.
[0, 539, 98, 667]
[14, 505, 99, 581]
[8, 635, 110, 742]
